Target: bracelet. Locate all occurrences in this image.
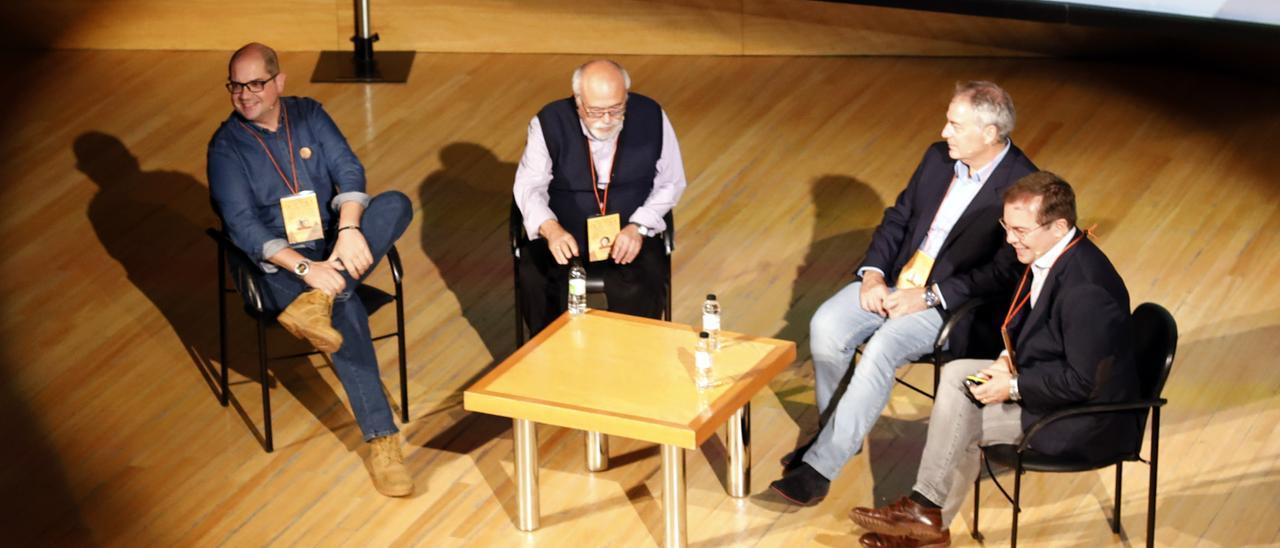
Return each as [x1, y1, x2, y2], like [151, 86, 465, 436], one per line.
[337, 225, 362, 233]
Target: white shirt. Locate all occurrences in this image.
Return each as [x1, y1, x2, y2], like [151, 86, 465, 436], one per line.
[1030, 227, 1078, 308]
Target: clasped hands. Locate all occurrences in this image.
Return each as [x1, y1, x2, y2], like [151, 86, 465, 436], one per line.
[858, 272, 928, 318]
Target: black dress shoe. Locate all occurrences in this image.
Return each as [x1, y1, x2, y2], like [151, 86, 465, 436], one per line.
[768, 462, 830, 506]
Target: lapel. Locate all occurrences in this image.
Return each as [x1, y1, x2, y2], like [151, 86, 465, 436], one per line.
[905, 158, 955, 254]
[935, 147, 1020, 258]
[1015, 242, 1077, 350]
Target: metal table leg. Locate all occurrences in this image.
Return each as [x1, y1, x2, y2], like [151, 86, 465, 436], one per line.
[514, 418, 540, 531]
[585, 430, 609, 472]
[726, 402, 751, 498]
[661, 444, 687, 548]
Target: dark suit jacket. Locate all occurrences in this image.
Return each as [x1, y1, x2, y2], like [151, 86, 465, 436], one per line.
[1007, 236, 1141, 461]
[859, 141, 1036, 356]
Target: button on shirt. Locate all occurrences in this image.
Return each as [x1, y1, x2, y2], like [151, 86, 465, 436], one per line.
[208, 96, 370, 272]
[1030, 227, 1078, 308]
[513, 112, 687, 240]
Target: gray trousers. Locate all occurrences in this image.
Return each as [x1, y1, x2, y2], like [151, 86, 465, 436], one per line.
[913, 358, 1024, 525]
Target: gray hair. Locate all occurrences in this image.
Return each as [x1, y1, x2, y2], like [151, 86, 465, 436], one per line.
[571, 60, 632, 96]
[954, 81, 1016, 141]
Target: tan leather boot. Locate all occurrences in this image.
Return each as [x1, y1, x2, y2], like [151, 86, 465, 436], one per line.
[368, 433, 414, 497]
[277, 289, 343, 353]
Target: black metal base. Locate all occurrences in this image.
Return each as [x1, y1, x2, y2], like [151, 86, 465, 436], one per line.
[310, 50, 414, 83]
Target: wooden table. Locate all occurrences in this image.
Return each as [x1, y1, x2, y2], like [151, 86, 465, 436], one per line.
[464, 310, 796, 547]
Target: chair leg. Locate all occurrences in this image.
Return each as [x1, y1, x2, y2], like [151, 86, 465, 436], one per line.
[217, 246, 230, 406]
[514, 258, 526, 346]
[1147, 409, 1160, 548]
[1113, 462, 1123, 534]
[972, 468, 983, 540]
[1012, 461, 1022, 548]
[395, 275, 409, 422]
[257, 317, 273, 453]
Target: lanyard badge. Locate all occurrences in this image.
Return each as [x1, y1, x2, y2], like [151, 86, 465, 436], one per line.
[585, 136, 620, 262]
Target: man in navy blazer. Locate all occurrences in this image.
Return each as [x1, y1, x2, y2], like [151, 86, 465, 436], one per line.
[771, 82, 1037, 505]
[849, 172, 1138, 547]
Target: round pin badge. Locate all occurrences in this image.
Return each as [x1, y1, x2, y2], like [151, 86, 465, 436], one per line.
[299, 146, 312, 159]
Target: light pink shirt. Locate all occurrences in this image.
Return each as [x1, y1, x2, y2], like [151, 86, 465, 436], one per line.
[513, 111, 687, 240]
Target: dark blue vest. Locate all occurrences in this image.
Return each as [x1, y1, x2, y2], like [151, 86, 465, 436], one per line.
[537, 93, 663, 251]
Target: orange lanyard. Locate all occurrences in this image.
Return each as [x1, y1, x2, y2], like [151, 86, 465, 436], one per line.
[237, 103, 302, 195]
[585, 135, 618, 217]
[1002, 232, 1087, 329]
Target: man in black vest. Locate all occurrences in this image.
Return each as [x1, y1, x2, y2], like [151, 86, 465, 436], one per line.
[514, 60, 687, 334]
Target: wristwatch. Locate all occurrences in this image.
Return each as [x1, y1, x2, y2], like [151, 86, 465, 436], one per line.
[923, 286, 941, 308]
[633, 223, 653, 237]
[1009, 377, 1021, 401]
[293, 260, 311, 277]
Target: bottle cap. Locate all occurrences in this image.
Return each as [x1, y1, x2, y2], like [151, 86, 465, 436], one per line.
[706, 293, 716, 300]
[699, 331, 709, 338]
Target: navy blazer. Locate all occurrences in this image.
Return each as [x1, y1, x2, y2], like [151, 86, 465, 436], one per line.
[1007, 236, 1141, 461]
[859, 141, 1037, 356]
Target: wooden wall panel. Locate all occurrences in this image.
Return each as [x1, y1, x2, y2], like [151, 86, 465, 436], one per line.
[0, 0, 1116, 57]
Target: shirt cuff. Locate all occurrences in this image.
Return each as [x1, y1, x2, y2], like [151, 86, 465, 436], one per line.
[932, 283, 949, 310]
[523, 204, 557, 241]
[1009, 377, 1021, 401]
[260, 238, 290, 273]
[857, 266, 886, 280]
[627, 207, 668, 234]
[330, 191, 371, 211]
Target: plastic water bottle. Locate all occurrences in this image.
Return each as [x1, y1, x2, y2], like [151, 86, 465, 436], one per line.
[568, 260, 587, 316]
[695, 331, 715, 389]
[702, 294, 721, 351]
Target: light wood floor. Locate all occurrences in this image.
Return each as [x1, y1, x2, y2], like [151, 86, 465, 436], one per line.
[1, 50, 1277, 546]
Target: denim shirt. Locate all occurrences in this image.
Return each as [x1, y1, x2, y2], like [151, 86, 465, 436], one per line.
[208, 96, 370, 271]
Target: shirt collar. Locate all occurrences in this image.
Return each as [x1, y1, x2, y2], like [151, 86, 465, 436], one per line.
[1032, 227, 1078, 274]
[953, 139, 1012, 183]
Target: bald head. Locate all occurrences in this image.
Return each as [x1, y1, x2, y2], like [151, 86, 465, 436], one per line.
[229, 42, 279, 78]
[571, 60, 630, 99]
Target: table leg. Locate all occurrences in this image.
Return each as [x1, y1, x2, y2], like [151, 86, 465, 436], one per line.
[585, 430, 609, 472]
[514, 418, 540, 531]
[726, 402, 751, 498]
[661, 444, 687, 548]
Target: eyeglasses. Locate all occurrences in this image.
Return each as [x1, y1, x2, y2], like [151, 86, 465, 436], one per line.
[577, 98, 626, 120]
[999, 218, 1049, 242]
[225, 74, 278, 94]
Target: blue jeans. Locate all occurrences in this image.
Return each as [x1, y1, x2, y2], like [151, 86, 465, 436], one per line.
[253, 191, 413, 442]
[801, 281, 943, 480]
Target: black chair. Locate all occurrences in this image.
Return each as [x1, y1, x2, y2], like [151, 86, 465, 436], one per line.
[970, 302, 1177, 547]
[208, 228, 410, 452]
[509, 202, 674, 346]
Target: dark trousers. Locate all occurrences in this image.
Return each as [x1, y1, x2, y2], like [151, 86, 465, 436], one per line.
[518, 235, 666, 335]
[250, 191, 413, 441]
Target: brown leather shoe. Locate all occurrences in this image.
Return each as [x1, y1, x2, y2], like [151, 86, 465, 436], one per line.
[277, 289, 343, 353]
[368, 433, 413, 497]
[849, 496, 945, 539]
[859, 531, 951, 548]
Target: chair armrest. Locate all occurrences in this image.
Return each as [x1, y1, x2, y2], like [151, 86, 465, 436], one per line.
[662, 210, 675, 256]
[386, 244, 404, 285]
[1017, 399, 1168, 452]
[207, 227, 267, 315]
[933, 297, 984, 354]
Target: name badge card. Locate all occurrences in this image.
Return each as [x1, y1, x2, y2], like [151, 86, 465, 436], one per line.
[586, 213, 621, 262]
[280, 190, 323, 244]
[895, 250, 935, 289]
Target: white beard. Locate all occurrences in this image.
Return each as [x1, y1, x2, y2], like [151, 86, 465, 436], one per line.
[588, 120, 623, 141]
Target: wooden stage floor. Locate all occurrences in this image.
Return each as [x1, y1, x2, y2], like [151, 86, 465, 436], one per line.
[0, 50, 1277, 546]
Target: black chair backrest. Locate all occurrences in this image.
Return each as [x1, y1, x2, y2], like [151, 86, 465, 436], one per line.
[1131, 302, 1178, 402]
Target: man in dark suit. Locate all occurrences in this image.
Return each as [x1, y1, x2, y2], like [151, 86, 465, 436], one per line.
[849, 172, 1138, 547]
[770, 82, 1037, 505]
